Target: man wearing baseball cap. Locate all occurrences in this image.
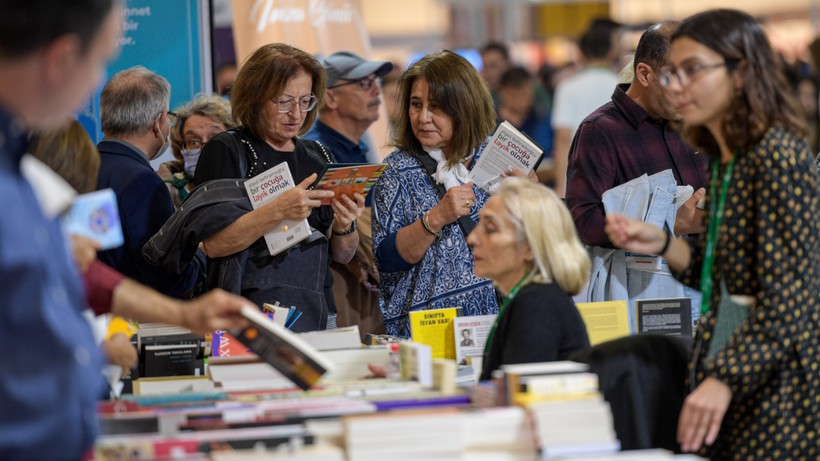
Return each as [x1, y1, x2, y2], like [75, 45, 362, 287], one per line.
[304, 50, 393, 164]
[304, 51, 393, 339]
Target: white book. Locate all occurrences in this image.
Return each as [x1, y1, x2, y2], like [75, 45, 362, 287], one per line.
[244, 161, 311, 256]
[468, 121, 544, 192]
[454, 314, 496, 365]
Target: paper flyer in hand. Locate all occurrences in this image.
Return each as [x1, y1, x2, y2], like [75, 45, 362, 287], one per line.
[311, 163, 387, 205]
[61, 188, 124, 250]
[468, 121, 544, 192]
[244, 162, 311, 256]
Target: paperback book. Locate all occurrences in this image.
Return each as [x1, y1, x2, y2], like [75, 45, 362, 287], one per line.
[229, 306, 335, 390]
[244, 162, 311, 256]
[468, 121, 544, 192]
[310, 163, 387, 205]
[409, 307, 462, 360]
[453, 314, 496, 365]
[636, 297, 693, 337]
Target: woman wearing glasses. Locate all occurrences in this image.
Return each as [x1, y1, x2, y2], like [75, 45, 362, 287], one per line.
[190, 43, 364, 331]
[158, 95, 234, 209]
[606, 9, 818, 458]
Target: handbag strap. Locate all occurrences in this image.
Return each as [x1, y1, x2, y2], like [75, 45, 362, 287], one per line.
[415, 151, 476, 237]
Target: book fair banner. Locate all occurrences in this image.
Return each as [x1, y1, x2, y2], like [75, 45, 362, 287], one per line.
[231, 0, 370, 62]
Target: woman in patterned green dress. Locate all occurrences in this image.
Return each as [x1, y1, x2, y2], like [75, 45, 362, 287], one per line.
[605, 9, 819, 459]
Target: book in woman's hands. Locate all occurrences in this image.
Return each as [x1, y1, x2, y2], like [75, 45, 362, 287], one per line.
[310, 163, 387, 205]
[244, 161, 311, 256]
[468, 121, 545, 192]
[229, 305, 335, 390]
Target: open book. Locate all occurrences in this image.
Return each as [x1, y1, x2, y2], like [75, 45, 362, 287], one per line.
[229, 306, 335, 390]
[468, 121, 544, 192]
[310, 163, 387, 205]
[244, 161, 311, 256]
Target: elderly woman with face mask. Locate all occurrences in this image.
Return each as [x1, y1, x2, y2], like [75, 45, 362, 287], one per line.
[157, 95, 234, 209]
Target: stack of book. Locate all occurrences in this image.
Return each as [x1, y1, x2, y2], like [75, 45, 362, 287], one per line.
[343, 408, 463, 460]
[501, 361, 619, 459]
[461, 406, 537, 461]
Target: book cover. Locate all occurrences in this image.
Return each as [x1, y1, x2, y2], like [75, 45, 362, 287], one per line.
[575, 300, 632, 346]
[468, 121, 544, 192]
[244, 162, 311, 256]
[62, 188, 124, 250]
[409, 307, 462, 360]
[636, 297, 693, 337]
[453, 314, 496, 365]
[310, 163, 387, 205]
[229, 306, 335, 390]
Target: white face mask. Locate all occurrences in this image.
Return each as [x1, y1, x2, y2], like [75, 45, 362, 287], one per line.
[152, 115, 173, 160]
[181, 148, 201, 177]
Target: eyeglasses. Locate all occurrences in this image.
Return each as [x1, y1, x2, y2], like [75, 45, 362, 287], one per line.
[182, 139, 204, 150]
[166, 111, 179, 122]
[272, 94, 318, 114]
[328, 75, 380, 91]
[658, 60, 734, 88]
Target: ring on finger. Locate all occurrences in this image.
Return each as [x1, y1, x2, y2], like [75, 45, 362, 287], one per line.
[464, 199, 471, 208]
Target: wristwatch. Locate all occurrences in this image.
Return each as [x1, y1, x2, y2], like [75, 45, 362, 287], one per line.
[332, 220, 357, 236]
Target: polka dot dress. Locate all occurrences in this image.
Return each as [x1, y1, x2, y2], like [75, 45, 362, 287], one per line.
[676, 127, 819, 459]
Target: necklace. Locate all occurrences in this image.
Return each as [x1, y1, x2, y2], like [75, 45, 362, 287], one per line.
[241, 138, 267, 177]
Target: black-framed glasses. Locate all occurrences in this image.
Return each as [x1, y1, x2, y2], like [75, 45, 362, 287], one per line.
[272, 94, 317, 114]
[659, 60, 733, 88]
[328, 75, 380, 91]
[166, 110, 179, 121]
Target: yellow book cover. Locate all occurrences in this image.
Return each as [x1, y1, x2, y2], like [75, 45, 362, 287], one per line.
[575, 300, 631, 346]
[409, 307, 462, 360]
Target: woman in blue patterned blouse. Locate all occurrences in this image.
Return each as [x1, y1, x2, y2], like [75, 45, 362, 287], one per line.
[371, 50, 500, 337]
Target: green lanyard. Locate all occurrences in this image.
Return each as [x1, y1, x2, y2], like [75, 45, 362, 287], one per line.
[699, 157, 735, 315]
[483, 273, 532, 357]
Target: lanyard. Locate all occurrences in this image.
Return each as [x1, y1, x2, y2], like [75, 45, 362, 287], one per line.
[483, 273, 532, 357]
[699, 157, 735, 315]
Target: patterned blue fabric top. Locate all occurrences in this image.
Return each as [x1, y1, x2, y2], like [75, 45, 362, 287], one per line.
[371, 148, 499, 337]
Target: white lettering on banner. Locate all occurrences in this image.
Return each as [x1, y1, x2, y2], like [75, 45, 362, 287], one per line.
[309, 0, 354, 27]
[118, 5, 152, 47]
[250, 0, 306, 32]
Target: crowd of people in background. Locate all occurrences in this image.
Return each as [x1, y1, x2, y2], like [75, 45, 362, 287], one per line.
[0, 1, 818, 459]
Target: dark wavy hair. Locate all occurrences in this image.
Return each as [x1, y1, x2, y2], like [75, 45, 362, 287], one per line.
[672, 9, 807, 155]
[391, 50, 496, 166]
[231, 43, 325, 142]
